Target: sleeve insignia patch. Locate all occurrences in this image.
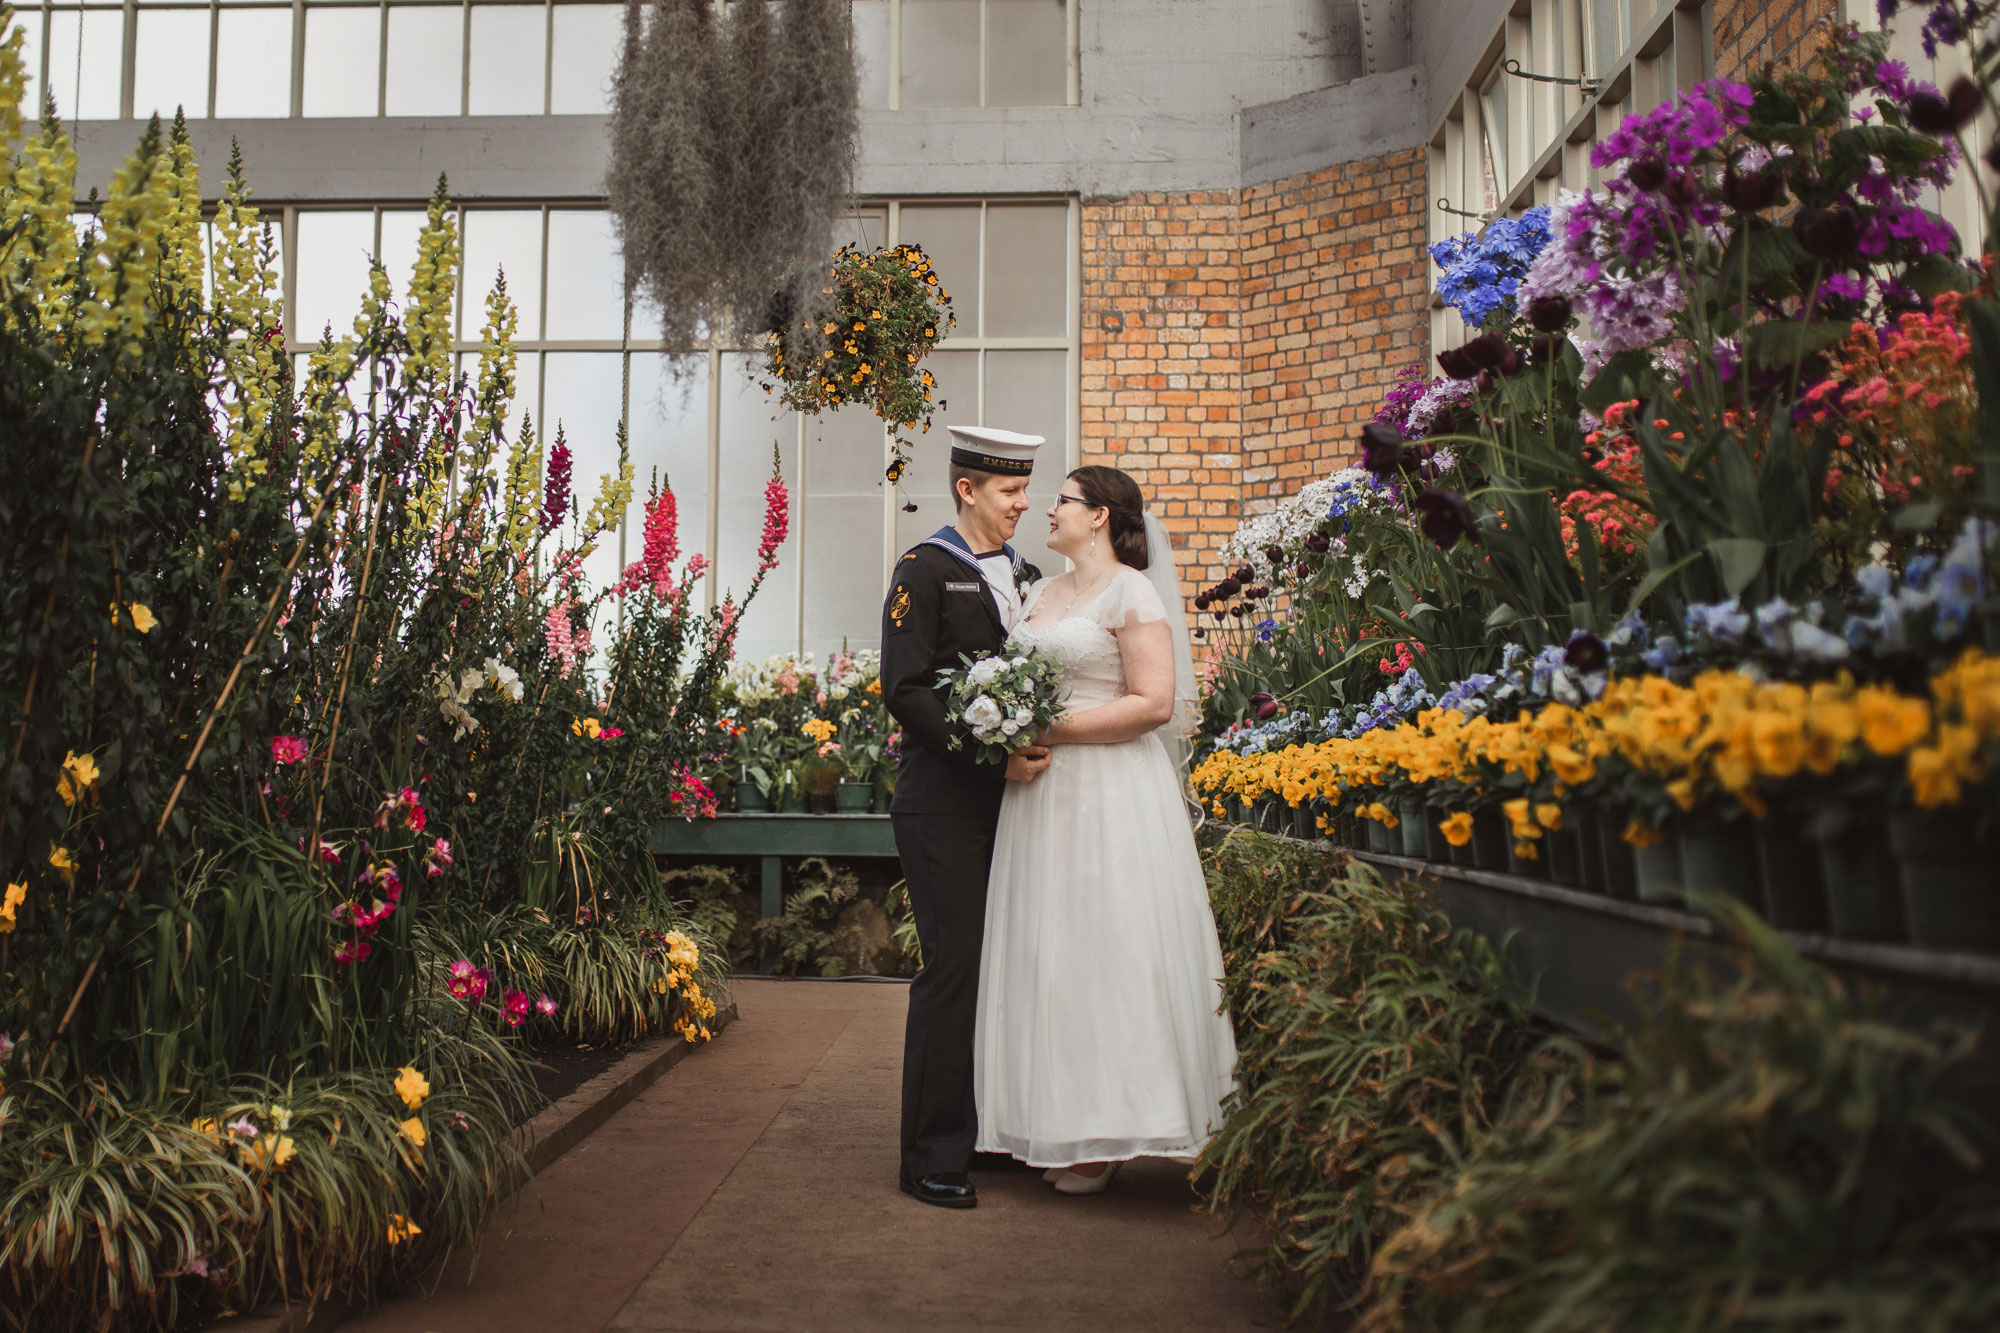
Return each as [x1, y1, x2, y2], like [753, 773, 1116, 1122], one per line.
[890, 586, 912, 625]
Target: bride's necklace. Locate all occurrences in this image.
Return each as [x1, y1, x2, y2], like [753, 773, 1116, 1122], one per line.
[1051, 564, 1117, 617]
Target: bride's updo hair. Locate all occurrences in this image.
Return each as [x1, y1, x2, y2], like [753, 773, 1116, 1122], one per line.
[1067, 465, 1149, 570]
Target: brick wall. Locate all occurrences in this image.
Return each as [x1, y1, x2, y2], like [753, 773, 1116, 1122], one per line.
[1239, 148, 1429, 509]
[1712, 0, 1840, 84]
[1079, 150, 1428, 591]
[1079, 191, 1246, 589]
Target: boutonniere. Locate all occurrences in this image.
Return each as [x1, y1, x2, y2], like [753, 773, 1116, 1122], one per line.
[1012, 561, 1037, 595]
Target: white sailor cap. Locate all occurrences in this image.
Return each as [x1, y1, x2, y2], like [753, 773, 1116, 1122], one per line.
[947, 424, 1044, 476]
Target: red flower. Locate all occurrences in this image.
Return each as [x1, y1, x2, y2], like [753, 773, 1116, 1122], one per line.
[271, 735, 308, 765]
[757, 459, 790, 574]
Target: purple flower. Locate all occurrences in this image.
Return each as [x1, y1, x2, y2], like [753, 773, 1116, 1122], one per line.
[543, 431, 573, 534]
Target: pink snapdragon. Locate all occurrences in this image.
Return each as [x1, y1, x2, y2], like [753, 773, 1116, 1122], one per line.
[757, 468, 790, 574]
[545, 601, 593, 678]
[616, 485, 682, 597]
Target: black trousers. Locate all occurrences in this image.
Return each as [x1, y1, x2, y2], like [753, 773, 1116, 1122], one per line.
[892, 811, 997, 1182]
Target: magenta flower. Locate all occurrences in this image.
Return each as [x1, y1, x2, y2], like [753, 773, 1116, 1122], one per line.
[334, 939, 372, 969]
[543, 430, 573, 533]
[502, 988, 530, 1028]
[271, 735, 307, 766]
[447, 958, 479, 1000]
[535, 994, 557, 1018]
[473, 966, 495, 1002]
[425, 837, 453, 879]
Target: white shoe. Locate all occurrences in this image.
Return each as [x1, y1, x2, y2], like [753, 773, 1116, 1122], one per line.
[1042, 1167, 1065, 1184]
[1051, 1162, 1123, 1195]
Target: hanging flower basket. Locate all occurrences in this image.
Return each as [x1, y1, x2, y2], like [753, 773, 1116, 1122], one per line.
[762, 242, 955, 482]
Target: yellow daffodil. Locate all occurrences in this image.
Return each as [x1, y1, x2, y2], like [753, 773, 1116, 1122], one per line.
[395, 1067, 430, 1111]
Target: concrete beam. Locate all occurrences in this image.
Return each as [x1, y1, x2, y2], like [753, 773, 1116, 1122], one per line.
[1356, 0, 1411, 74]
[1239, 65, 1427, 188]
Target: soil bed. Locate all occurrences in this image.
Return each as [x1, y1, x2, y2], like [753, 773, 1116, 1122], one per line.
[526, 1044, 629, 1114]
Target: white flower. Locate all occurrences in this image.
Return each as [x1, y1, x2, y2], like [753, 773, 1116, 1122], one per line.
[829, 684, 850, 700]
[1012, 707, 1033, 725]
[964, 695, 1003, 730]
[966, 658, 1005, 687]
[485, 657, 524, 703]
[1001, 719, 1020, 736]
[1009, 656, 1027, 668]
[458, 667, 483, 703]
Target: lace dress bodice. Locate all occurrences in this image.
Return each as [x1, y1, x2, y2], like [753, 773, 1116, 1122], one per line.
[1009, 568, 1169, 711]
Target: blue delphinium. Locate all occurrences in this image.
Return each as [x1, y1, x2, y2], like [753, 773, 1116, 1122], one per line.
[1429, 207, 1552, 329]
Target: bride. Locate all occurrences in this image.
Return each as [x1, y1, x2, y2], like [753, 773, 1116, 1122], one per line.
[973, 465, 1238, 1194]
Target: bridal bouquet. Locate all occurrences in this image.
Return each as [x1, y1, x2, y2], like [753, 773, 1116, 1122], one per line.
[936, 645, 1065, 763]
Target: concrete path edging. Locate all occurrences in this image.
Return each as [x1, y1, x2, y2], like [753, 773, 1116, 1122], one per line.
[208, 1004, 739, 1333]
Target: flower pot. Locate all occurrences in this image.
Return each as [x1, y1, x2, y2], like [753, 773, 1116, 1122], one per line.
[1448, 814, 1478, 867]
[1567, 808, 1606, 894]
[1398, 799, 1428, 857]
[1506, 835, 1548, 879]
[1598, 825, 1639, 901]
[778, 793, 806, 814]
[1224, 796, 1247, 824]
[1292, 803, 1315, 841]
[1366, 817, 1399, 854]
[1889, 810, 2000, 952]
[736, 784, 770, 813]
[1676, 810, 1760, 910]
[872, 788, 891, 814]
[1817, 823, 1904, 942]
[807, 791, 837, 815]
[1470, 808, 1510, 871]
[1632, 827, 1684, 905]
[1545, 815, 1585, 888]
[1753, 818, 1826, 933]
[1423, 805, 1452, 864]
[835, 781, 873, 814]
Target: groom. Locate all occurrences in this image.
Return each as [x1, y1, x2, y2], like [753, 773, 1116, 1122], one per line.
[882, 424, 1051, 1210]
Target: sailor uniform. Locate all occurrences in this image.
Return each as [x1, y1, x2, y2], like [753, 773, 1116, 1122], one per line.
[883, 525, 1039, 1184]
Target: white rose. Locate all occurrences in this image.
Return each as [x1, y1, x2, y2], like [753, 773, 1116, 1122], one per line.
[1013, 708, 1033, 725]
[1001, 719, 1020, 737]
[967, 657, 1004, 687]
[964, 695, 1003, 730]
[1010, 656, 1028, 668]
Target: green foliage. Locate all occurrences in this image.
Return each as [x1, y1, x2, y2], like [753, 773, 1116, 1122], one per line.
[1199, 841, 1538, 1321]
[754, 856, 863, 976]
[1200, 835, 2000, 1329]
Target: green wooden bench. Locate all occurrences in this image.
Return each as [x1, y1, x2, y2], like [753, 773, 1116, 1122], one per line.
[649, 813, 901, 918]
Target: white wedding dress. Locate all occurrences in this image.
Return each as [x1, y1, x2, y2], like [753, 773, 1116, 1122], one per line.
[973, 566, 1238, 1167]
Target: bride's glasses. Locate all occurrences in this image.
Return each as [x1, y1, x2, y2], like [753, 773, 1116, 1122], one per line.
[1053, 493, 1092, 508]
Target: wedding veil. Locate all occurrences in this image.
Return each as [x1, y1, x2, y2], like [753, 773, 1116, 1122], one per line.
[1141, 511, 1201, 773]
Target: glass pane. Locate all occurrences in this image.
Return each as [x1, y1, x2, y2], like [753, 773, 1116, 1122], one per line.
[1659, 40, 1676, 97]
[214, 9, 294, 118]
[133, 9, 212, 120]
[375, 209, 429, 305]
[802, 401, 887, 653]
[294, 210, 377, 345]
[981, 348, 1066, 575]
[986, 0, 1067, 107]
[545, 210, 624, 340]
[549, 3, 618, 114]
[892, 347, 976, 555]
[386, 6, 463, 116]
[1587, 0, 1622, 71]
[542, 351, 630, 600]
[627, 352, 711, 575]
[982, 202, 1066, 337]
[43, 9, 123, 120]
[303, 6, 381, 117]
[899, 0, 978, 109]
[461, 208, 544, 341]
[716, 354, 799, 663]
[1482, 80, 1509, 195]
[14, 9, 39, 121]
[468, 4, 546, 116]
[897, 203, 980, 340]
[852, 0, 889, 109]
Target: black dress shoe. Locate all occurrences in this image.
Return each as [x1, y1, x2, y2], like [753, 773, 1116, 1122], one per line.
[900, 1172, 978, 1209]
